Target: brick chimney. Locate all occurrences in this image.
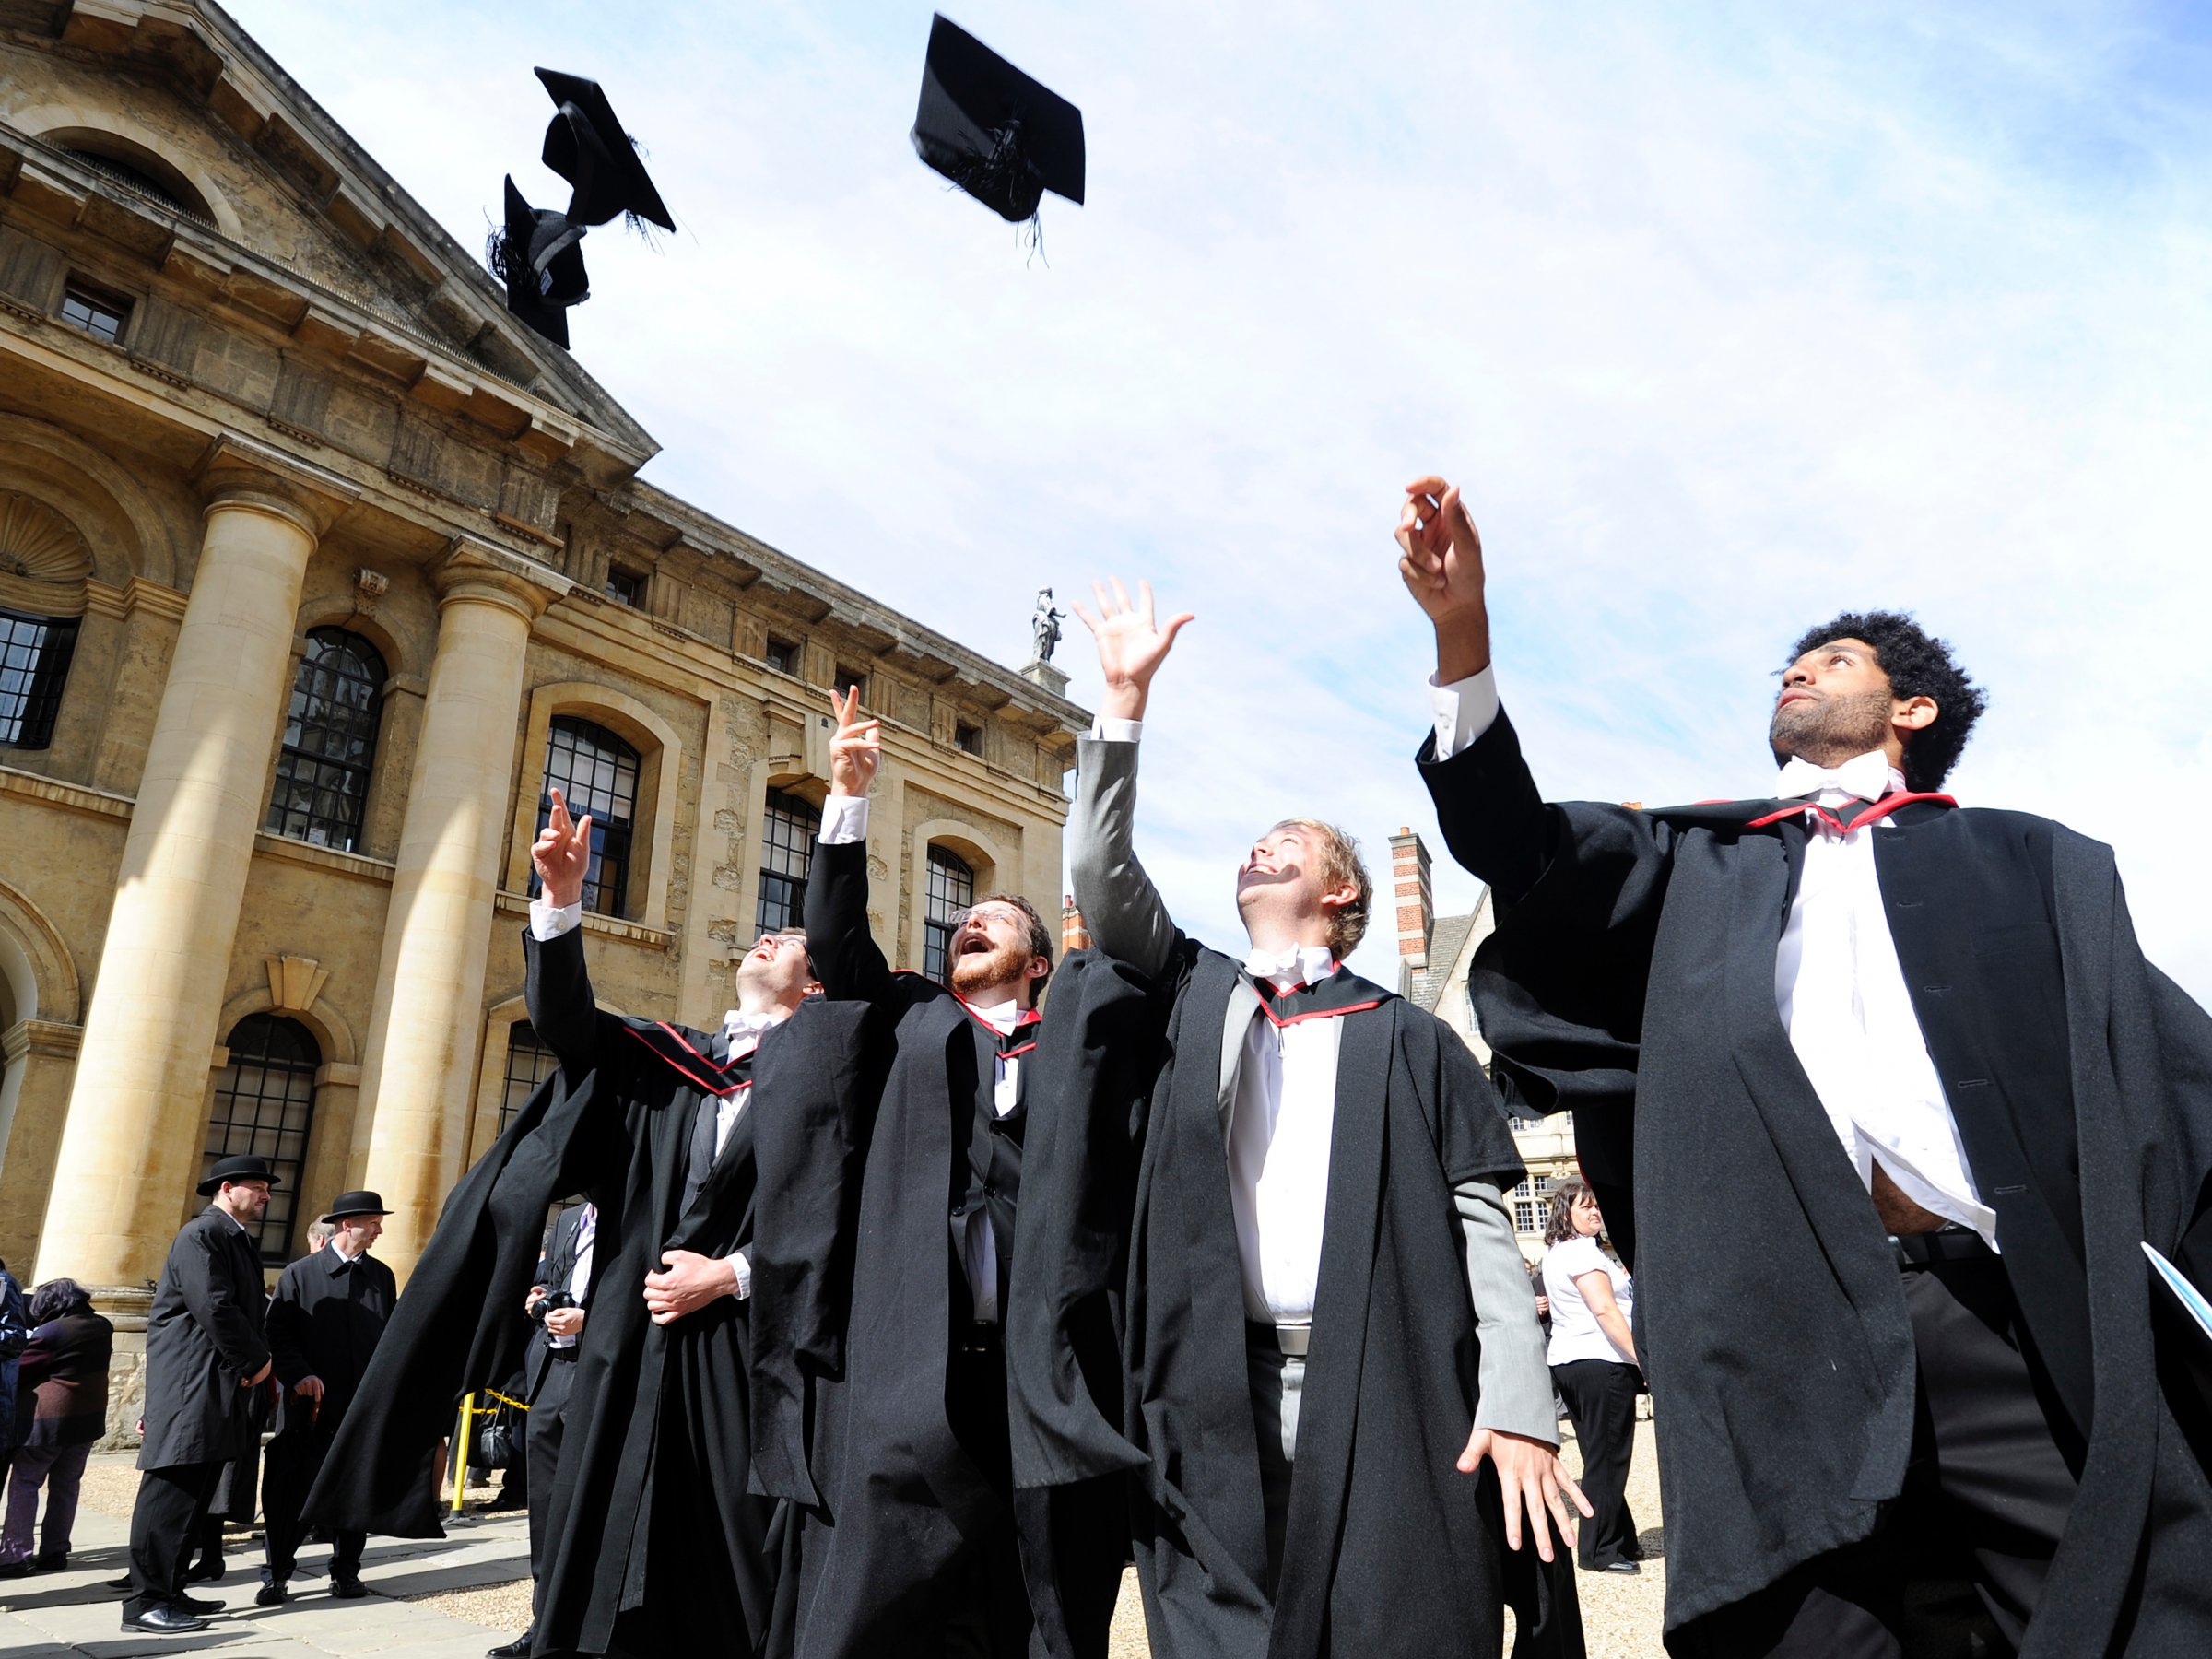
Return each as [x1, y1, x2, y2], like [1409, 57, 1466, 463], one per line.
[1062, 895, 1091, 955]
[1389, 827, 1433, 971]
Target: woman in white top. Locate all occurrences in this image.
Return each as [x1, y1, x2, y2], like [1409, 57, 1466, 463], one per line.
[1541, 1179, 1643, 1574]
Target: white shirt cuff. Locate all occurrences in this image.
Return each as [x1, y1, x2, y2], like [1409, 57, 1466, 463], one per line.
[722, 1251, 751, 1300]
[1090, 717, 1142, 743]
[818, 794, 869, 844]
[529, 898, 583, 940]
[1429, 666, 1500, 761]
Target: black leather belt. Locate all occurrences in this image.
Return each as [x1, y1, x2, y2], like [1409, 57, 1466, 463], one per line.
[1893, 1226, 1994, 1268]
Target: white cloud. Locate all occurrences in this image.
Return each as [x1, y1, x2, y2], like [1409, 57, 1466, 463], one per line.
[232, 0, 2212, 997]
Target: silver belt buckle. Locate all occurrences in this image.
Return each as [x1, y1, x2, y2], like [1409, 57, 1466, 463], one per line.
[1275, 1324, 1311, 1358]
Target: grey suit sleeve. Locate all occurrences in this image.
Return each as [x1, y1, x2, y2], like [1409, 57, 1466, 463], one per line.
[1066, 735, 1180, 982]
[1458, 1180, 1559, 1444]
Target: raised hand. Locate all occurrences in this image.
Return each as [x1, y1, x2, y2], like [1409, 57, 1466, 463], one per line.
[828, 686, 881, 798]
[1070, 578, 1194, 723]
[532, 786, 594, 910]
[1458, 1425, 1594, 1563]
[1397, 475, 1492, 682]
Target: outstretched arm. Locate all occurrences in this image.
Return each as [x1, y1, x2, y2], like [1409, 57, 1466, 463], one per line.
[804, 688, 896, 1003]
[524, 787, 618, 1072]
[1066, 580, 1194, 982]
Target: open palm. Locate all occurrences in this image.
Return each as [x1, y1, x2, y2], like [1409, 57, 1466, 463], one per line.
[1072, 578, 1194, 720]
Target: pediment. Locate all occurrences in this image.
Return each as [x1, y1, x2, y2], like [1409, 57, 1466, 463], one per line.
[0, 0, 654, 470]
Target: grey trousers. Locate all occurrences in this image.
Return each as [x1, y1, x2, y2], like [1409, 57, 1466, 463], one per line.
[1247, 1340, 1306, 1595]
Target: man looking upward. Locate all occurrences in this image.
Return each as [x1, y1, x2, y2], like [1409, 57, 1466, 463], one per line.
[1049, 580, 1586, 1658]
[1400, 473, 2212, 1656]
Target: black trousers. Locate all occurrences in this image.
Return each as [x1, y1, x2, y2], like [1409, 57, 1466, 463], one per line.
[125, 1461, 223, 1618]
[937, 1333, 1034, 1659]
[1553, 1358, 1642, 1571]
[262, 1426, 365, 1585]
[1678, 1249, 2078, 1659]
[525, 1350, 578, 1619]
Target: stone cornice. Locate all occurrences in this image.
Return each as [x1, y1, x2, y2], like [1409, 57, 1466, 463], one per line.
[491, 889, 674, 950]
[194, 429, 359, 537]
[251, 830, 394, 883]
[4, 1017, 83, 1064]
[0, 760, 134, 819]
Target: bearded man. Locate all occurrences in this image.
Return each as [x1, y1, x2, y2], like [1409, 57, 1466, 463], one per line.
[1400, 473, 2212, 1657]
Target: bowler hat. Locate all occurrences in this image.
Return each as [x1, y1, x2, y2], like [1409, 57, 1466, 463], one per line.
[197, 1154, 279, 1197]
[320, 1191, 394, 1225]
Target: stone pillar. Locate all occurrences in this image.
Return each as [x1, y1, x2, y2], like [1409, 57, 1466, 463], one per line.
[33, 439, 353, 1288]
[354, 546, 552, 1277]
[0, 1018, 82, 1270]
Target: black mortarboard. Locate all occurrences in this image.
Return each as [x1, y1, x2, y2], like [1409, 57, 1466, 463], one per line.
[912, 14, 1085, 229]
[488, 175, 589, 348]
[535, 67, 676, 232]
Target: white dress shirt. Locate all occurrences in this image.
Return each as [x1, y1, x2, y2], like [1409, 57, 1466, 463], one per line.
[1228, 946, 1344, 1325]
[1426, 669, 1996, 1248]
[548, 1202, 595, 1348]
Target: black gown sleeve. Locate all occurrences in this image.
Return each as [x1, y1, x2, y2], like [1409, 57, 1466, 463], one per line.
[803, 836, 897, 1004]
[523, 924, 623, 1074]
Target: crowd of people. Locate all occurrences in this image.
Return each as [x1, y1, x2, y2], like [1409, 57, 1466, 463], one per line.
[16, 472, 2212, 1658]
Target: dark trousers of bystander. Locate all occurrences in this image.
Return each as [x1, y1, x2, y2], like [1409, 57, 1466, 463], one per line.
[124, 1462, 223, 1618]
[1678, 1246, 2081, 1659]
[263, 1426, 365, 1586]
[525, 1350, 578, 1619]
[1553, 1358, 1643, 1571]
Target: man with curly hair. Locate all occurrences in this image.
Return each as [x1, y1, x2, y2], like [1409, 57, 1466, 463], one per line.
[1399, 473, 2212, 1657]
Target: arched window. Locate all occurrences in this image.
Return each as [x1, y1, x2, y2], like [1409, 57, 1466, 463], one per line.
[757, 787, 818, 935]
[924, 845, 975, 979]
[266, 628, 386, 853]
[537, 717, 641, 915]
[0, 609, 78, 750]
[205, 1014, 320, 1265]
[499, 1021, 559, 1137]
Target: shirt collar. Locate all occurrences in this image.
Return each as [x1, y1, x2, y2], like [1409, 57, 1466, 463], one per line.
[964, 996, 1024, 1036]
[1242, 944, 1336, 991]
[327, 1238, 365, 1264]
[1772, 750, 1904, 806]
[719, 1006, 787, 1051]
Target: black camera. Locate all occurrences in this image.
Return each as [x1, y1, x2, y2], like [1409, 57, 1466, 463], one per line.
[528, 1288, 576, 1324]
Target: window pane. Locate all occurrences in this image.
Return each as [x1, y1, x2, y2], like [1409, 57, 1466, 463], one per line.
[265, 628, 385, 853]
[924, 845, 975, 980]
[499, 1022, 560, 1137]
[756, 788, 818, 934]
[537, 717, 641, 916]
[205, 1014, 321, 1265]
[0, 611, 80, 749]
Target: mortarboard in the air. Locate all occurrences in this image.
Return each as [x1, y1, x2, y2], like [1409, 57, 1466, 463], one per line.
[535, 67, 677, 232]
[911, 14, 1085, 229]
[488, 174, 590, 348]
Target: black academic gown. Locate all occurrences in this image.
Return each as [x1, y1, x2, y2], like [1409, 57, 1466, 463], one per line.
[1006, 944, 1579, 1659]
[1423, 707, 2212, 1653]
[748, 835, 1065, 1659]
[139, 1208, 270, 1472]
[309, 924, 793, 1658]
[263, 1244, 396, 1552]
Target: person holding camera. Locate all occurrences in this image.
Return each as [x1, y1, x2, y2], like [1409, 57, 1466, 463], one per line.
[491, 1202, 596, 1659]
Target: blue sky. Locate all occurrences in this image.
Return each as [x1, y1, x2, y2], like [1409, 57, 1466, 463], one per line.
[228, 1, 2212, 998]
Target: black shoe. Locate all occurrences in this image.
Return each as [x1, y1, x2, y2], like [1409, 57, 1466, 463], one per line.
[176, 1593, 223, 1614]
[487, 1631, 534, 1657]
[32, 1552, 68, 1571]
[1599, 1559, 1642, 1574]
[185, 1558, 224, 1582]
[256, 1582, 288, 1606]
[329, 1576, 369, 1600]
[107, 1571, 136, 1591]
[0, 1561, 32, 1580]
[123, 1606, 210, 1633]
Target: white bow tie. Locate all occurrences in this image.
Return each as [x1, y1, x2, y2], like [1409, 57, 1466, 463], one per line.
[1773, 752, 1901, 806]
[720, 1009, 781, 1045]
[1242, 945, 1335, 987]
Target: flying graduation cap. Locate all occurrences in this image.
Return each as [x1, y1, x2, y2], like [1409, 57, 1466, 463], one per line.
[912, 15, 1085, 241]
[489, 68, 673, 347]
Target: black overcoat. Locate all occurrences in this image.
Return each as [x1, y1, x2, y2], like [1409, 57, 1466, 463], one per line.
[310, 924, 793, 1657]
[1007, 946, 1578, 1659]
[268, 1245, 397, 1435]
[1423, 707, 2212, 1652]
[139, 1207, 270, 1470]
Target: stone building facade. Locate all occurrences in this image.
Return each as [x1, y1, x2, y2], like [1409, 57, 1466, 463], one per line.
[0, 0, 1086, 1421]
[1389, 827, 1578, 1263]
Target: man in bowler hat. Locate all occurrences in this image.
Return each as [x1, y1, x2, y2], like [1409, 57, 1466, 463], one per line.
[121, 1154, 275, 1634]
[258, 1192, 397, 1606]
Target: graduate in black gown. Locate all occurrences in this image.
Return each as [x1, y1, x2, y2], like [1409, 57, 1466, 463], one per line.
[1016, 580, 1587, 1659]
[1395, 473, 2212, 1657]
[746, 688, 1102, 1658]
[310, 786, 816, 1657]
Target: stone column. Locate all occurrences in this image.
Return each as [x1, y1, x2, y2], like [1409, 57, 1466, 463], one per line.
[354, 546, 553, 1277]
[33, 439, 353, 1288]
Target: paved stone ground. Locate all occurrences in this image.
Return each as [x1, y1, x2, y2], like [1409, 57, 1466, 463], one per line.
[13, 1419, 1669, 1659]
